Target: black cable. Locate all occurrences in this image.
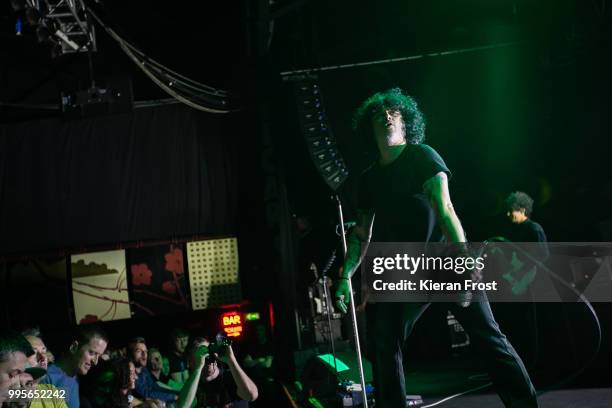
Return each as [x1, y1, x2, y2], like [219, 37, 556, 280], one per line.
[484, 237, 602, 394]
[86, 7, 238, 113]
[421, 238, 602, 406]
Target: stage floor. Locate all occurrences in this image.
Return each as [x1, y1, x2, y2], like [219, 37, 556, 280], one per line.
[422, 388, 612, 408]
[288, 348, 611, 407]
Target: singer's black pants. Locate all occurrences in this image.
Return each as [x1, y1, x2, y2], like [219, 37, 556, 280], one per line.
[366, 295, 538, 407]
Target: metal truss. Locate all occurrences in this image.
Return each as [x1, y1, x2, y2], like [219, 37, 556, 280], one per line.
[41, 0, 96, 55]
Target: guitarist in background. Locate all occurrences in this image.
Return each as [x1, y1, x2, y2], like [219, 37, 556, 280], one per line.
[501, 191, 549, 296]
[334, 88, 538, 407]
[494, 191, 549, 371]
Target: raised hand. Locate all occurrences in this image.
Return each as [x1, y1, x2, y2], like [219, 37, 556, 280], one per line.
[216, 344, 234, 365]
[194, 345, 209, 369]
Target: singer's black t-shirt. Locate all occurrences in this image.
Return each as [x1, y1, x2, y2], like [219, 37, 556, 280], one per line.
[358, 144, 451, 243]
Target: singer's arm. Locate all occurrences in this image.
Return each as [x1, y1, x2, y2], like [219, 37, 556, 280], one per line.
[423, 172, 466, 243]
[335, 209, 374, 313]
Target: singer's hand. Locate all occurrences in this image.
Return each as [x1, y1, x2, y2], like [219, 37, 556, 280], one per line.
[335, 278, 350, 314]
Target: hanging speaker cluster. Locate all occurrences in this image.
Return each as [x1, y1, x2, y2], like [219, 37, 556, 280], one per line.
[290, 75, 349, 191]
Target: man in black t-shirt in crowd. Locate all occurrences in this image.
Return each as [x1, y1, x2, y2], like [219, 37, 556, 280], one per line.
[334, 88, 538, 407]
[167, 328, 190, 389]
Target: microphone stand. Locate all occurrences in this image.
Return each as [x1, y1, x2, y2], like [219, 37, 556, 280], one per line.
[334, 195, 368, 408]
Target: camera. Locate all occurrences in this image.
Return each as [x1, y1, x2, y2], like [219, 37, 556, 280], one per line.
[207, 333, 232, 354]
[200, 333, 232, 365]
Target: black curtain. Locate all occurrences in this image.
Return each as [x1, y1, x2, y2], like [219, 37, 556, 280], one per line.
[0, 104, 240, 255]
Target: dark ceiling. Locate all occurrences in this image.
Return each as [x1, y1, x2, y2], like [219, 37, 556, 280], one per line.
[0, 0, 609, 122]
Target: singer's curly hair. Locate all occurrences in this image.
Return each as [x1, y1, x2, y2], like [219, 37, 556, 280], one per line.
[352, 87, 426, 147]
[505, 191, 534, 217]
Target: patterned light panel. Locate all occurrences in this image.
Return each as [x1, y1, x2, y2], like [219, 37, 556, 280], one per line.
[187, 238, 241, 310]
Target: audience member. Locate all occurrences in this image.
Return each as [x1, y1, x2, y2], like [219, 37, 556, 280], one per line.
[22, 329, 49, 371]
[0, 331, 32, 405]
[5, 367, 68, 408]
[3, 371, 37, 408]
[129, 337, 178, 405]
[179, 338, 258, 407]
[80, 359, 140, 408]
[40, 325, 108, 408]
[167, 329, 189, 389]
[20, 330, 68, 408]
[148, 348, 170, 386]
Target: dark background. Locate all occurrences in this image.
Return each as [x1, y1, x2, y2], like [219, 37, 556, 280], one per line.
[1, 0, 611, 393]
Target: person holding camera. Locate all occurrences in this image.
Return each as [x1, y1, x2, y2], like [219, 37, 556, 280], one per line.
[179, 337, 257, 408]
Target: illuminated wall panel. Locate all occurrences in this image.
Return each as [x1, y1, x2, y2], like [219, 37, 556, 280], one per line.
[127, 244, 190, 317]
[71, 250, 131, 324]
[187, 238, 241, 310]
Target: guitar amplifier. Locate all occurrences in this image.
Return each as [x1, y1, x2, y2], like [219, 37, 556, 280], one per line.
[339, 388, 423, 408]
[314, 316, 343, 344]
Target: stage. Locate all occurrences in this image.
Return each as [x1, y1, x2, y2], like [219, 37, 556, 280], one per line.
[425, 388, 612, 408]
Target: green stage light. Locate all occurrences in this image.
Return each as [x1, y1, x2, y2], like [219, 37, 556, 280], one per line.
[308, 396, 325, 408]
[316, 354, 350, 372]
